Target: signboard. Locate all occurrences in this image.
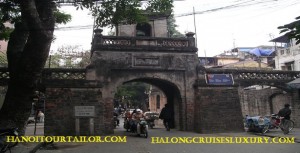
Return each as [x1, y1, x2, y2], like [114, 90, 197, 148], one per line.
[75, 106, 95, 117]
[205, 74, 234, 85]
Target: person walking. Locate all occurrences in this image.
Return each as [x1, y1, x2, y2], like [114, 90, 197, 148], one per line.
[159, 104, 172, 131]
[37, 110, 45, 123]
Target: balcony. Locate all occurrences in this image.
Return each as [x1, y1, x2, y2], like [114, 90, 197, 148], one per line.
[91, 29, 198, 54]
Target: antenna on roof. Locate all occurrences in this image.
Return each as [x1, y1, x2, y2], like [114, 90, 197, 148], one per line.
[232, 33, 236, 50]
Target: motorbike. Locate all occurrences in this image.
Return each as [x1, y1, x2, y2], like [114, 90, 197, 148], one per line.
[145, 118, 155, 129]
[144, 112, 159, 129]
[244, 115, 270, 134]
[123, 118, 131, 132]
[0, 128, 18, 153]
[113, 116, 119, 128]
[136, 119, 148, 138]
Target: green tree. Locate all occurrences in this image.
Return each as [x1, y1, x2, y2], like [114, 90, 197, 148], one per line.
[278, 16, 300, 44]
[0, 0, 71, 133]
[0, 0, 173, 133]
[45, 45, 91, 68]
[114, 82, 150, 110]
[167, 13, 184, 38]
[90, 0, 173, 35]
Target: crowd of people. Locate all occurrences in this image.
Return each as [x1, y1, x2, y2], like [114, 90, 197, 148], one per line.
[123, 108, 145, 132]
[119, 104, 172, 132]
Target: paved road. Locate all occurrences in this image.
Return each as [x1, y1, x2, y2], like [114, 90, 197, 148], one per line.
[10, 119, 300, 153]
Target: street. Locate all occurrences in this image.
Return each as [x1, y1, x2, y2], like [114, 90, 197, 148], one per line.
[9, 117, 299, 153]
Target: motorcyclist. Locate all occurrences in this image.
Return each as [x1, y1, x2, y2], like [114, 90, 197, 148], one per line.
[113, 109, 120, 126]
[124, 109, 132, 131]
[131, 109, 144, 132]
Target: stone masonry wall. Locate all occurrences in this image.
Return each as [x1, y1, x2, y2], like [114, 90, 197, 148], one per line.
[239, 88, 292, 117]
[44, 88, 113, 136]
[194, 87, 244, 133]
[291, 90, 300, 127]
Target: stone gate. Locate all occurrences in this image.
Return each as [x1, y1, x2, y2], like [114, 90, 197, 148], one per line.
[39, 30, 300, 135]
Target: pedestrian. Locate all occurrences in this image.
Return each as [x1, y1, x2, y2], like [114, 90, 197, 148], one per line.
[38, 110, 45, 123]
[159, 104, 172, 131]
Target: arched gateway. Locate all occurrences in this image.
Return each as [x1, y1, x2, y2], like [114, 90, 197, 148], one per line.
[85, 29, 198, 133]
[42, 14, 300, 136]
[44, 30, 198, 135]
[44, 13, 200, 135]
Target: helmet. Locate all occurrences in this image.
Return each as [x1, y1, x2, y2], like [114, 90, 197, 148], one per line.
[136, 109, 141, 112]
[284, 104, 290, 107]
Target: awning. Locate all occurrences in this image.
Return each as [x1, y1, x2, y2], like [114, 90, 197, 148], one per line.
[287, 78, 300, 89]
[270, 35, 290, 43]
[248, 48, 275, 56]
[281, 60, 294, 64]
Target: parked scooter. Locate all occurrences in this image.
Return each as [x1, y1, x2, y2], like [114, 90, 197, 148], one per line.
[0, 128, 18, 153]
[144, 112, 159, 129]
[146, 118, 155, 129]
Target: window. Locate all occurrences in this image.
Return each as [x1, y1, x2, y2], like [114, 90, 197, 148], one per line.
[156, 95, 160, 109]
[284, 62, 294, 71]
[136, 23, 151, 37]
[286, 48, 290, 54]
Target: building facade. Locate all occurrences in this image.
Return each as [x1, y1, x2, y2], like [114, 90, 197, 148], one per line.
[272, 35, 300, 70]
[148, 85, 167, 113]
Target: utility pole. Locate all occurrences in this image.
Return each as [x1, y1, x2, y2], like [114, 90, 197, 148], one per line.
[193, 7, 197, 48]
[204, 50, 207, 66]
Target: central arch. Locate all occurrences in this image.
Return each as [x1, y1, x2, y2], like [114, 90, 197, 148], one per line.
[117, 77, 183, 129]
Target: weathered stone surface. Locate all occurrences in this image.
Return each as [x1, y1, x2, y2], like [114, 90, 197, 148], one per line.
[194, 87, 244, 133]
[86, 47, 198, 131]
[44, 88, 110, 136]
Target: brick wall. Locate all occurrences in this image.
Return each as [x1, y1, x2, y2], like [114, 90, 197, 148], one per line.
[44, 88, 113, 136]
[194, 87, 244, 133]
[239, 88, 292, 117]
[291, 90, 300, 127]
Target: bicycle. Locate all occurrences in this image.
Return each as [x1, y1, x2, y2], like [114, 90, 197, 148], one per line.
[0, 128, 18, 153]
[280, 118, 294, 134]
[270, 114, 294, 134]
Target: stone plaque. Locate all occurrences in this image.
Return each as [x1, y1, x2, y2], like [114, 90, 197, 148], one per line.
[134, 57, 160, 66]
[75, 106, 95, 117]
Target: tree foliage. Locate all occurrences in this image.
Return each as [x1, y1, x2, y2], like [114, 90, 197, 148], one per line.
[0, 0, 71, 133]
[76, 0, 173, 28]
[114, 82, 150, 109]
[167, 13, 184, 38]
[45, 45, 90, 68]
[278, 16, 300, 44]
[0, 0, 173, 134]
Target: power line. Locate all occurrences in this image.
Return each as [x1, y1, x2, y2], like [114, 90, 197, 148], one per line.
[174, 0, 281, 18]
[55, 25, 93, 30]
[54, 0, 299, 31]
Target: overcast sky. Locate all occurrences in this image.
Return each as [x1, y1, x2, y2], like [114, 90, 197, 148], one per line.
[51, 0, 300, 57]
